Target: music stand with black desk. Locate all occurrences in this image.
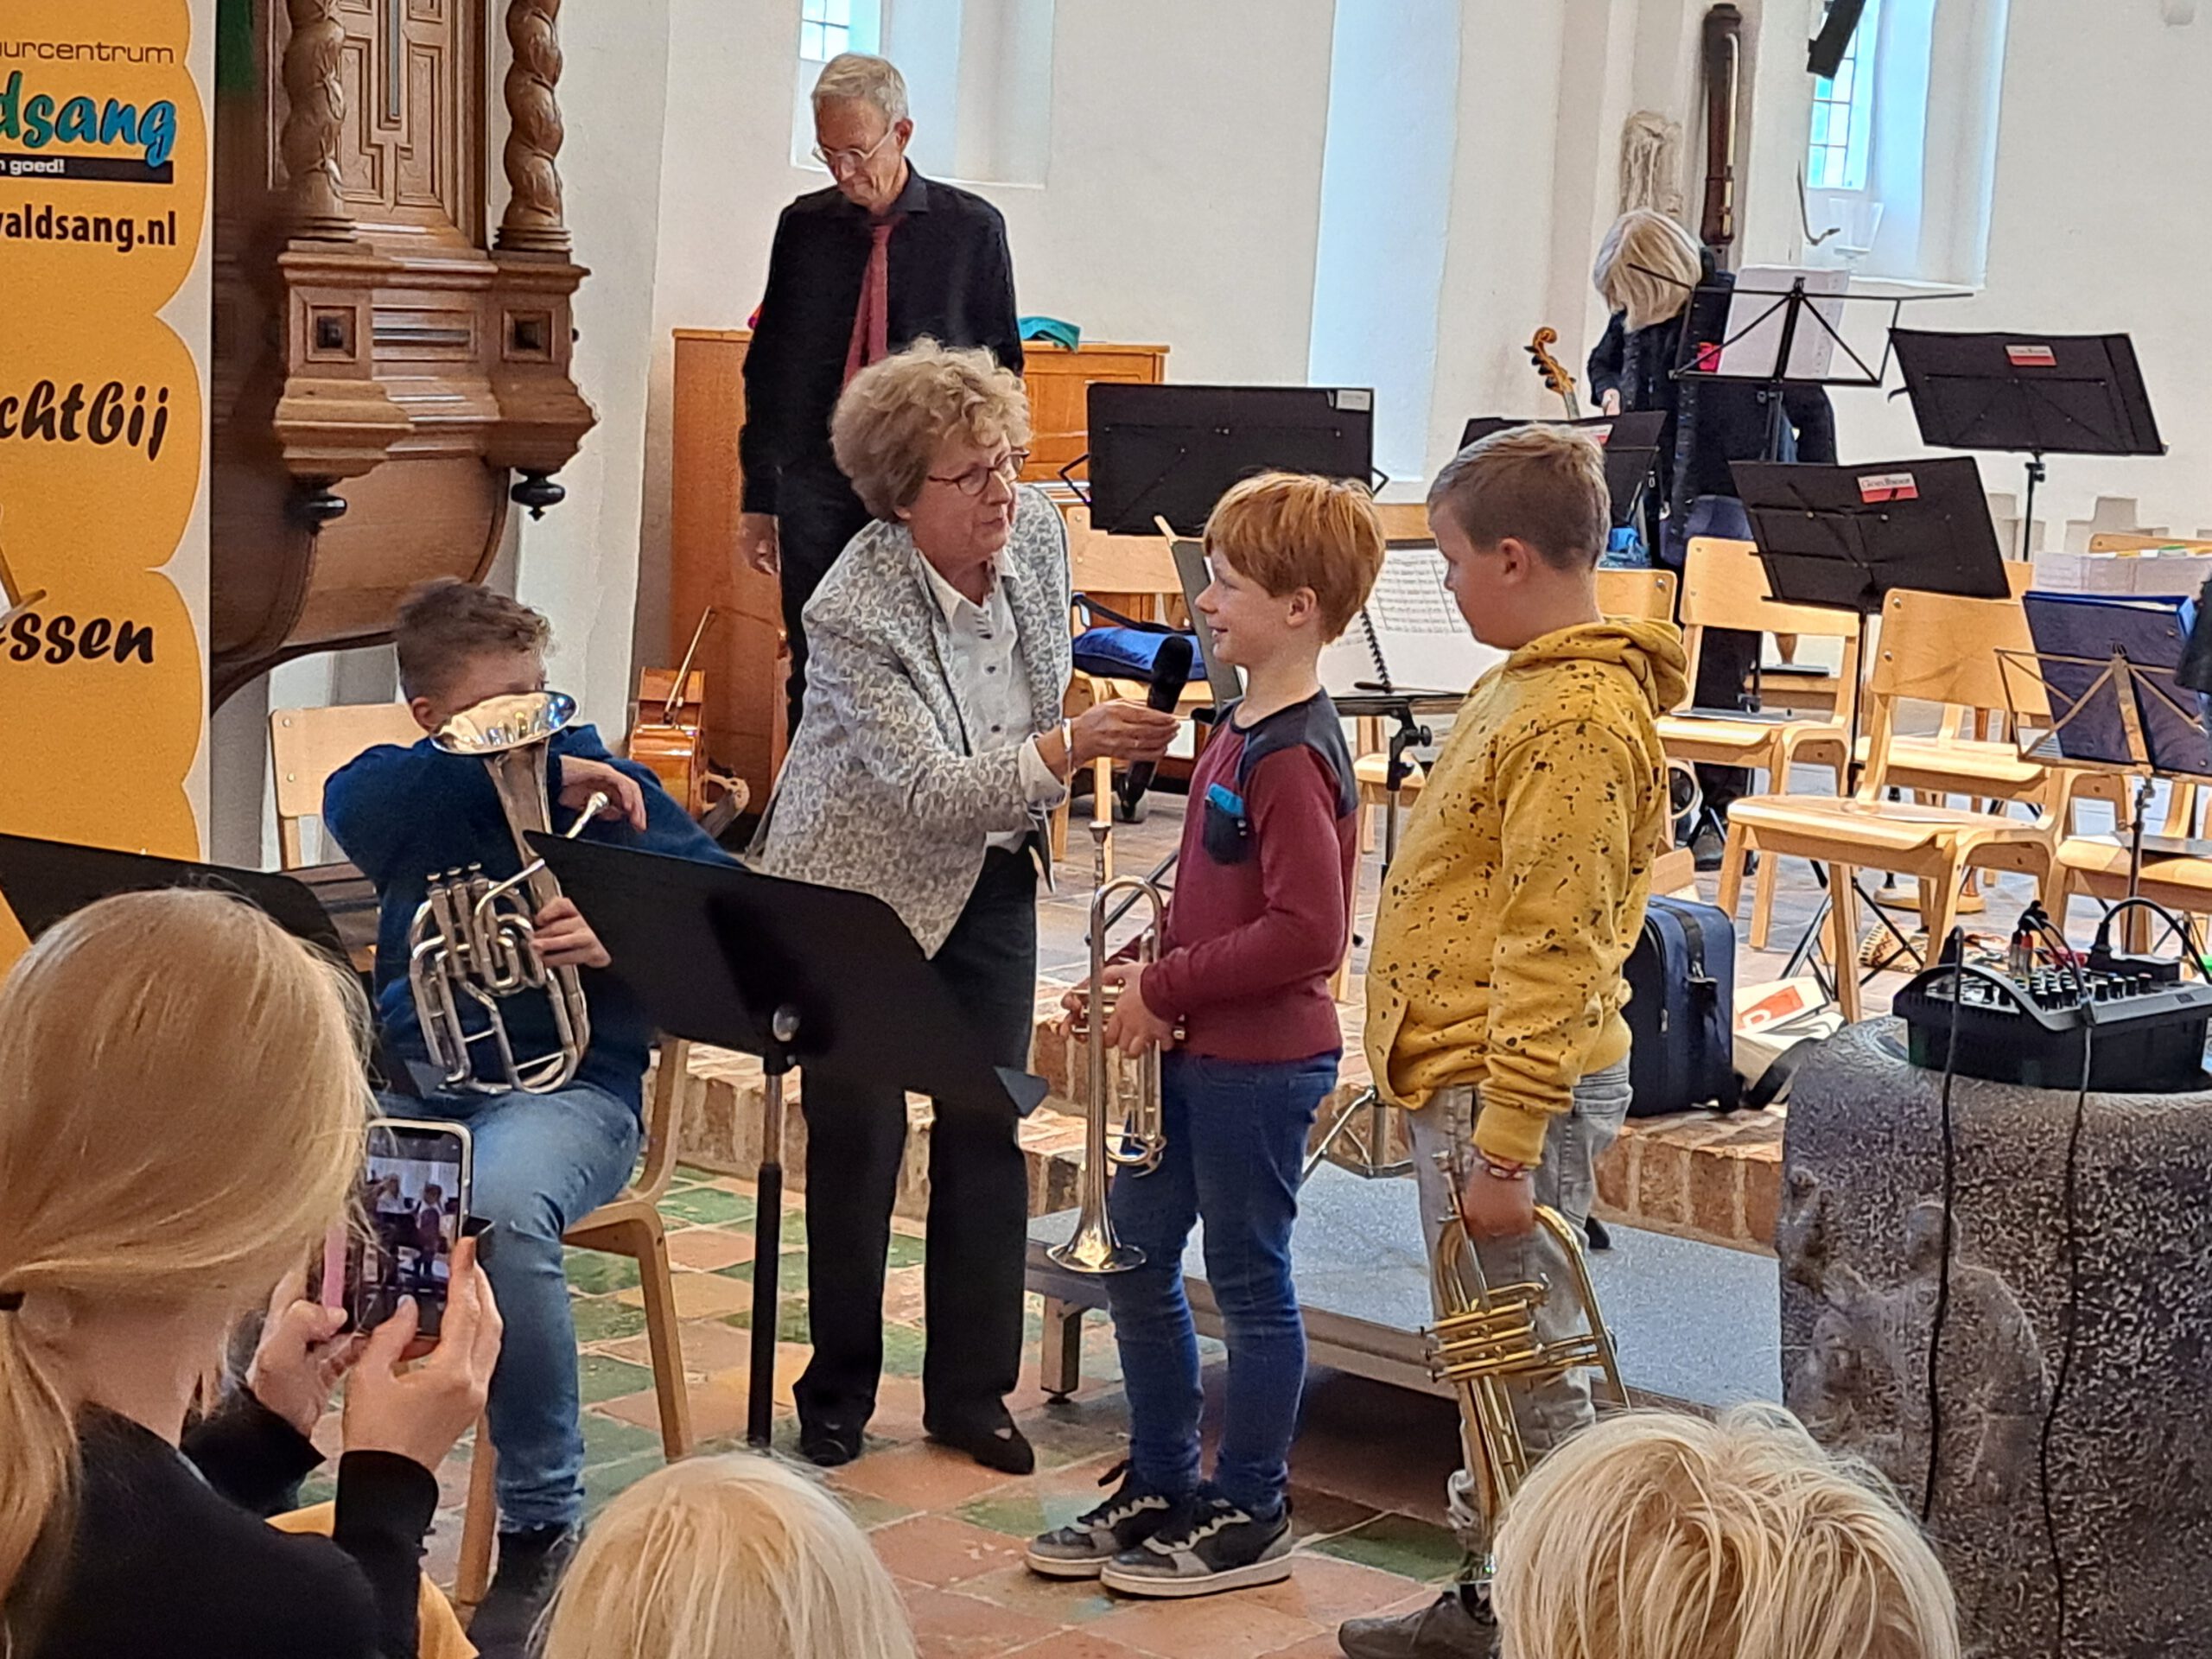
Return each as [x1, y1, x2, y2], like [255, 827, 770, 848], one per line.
[0, 830, 424, 1094]
[1998, 591, 2212, 920]
[1084, 383, 1376, 537]
[1728, 454, 2015, 995]
[1891, 329, 2164, 558]
[531, 836, 1045, 1446]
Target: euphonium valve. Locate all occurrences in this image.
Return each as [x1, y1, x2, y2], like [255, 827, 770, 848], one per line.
[1049, 873, 1174, 1274]
[406, 690, 603, 1095]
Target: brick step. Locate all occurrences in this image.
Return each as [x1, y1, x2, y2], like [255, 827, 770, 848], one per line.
[669, 1027, 1786, 1257]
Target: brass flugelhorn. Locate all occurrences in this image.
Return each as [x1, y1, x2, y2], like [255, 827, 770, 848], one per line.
[1424, 1147, 1629, 1535]
[407, 690, 603, 1095]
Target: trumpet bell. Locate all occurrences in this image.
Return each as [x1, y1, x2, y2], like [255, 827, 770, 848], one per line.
[1047, 1222, 1144, 1274]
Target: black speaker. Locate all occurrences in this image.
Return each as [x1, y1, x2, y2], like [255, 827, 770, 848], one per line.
[1807, 0, 1870, 78]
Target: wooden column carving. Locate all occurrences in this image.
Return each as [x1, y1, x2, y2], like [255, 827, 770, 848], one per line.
[282, 0, 352, 238]
[498, 0, 570, 255]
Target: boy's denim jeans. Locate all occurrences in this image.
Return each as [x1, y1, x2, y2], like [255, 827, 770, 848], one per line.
[1104, 1050, 1339, 1519]
[1407, 1058, 1632, 1560]
[385, 1081, 640, 1531]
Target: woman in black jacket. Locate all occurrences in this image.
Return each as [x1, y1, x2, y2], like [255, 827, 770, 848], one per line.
[1586, 210, 1838, 852]
[0, 889, 502, 1659]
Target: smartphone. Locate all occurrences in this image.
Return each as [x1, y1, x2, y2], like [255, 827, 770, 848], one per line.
[322, 1119, 473, 1353]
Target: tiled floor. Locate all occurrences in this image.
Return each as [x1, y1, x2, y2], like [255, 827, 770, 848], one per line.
[372, 1169, 1467, 1658]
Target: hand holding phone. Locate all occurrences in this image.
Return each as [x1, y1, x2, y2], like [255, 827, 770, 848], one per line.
[342, 1236, 505, 1471]
[336, 1120, 472, 1357]
[248, 1268, 364, 1437]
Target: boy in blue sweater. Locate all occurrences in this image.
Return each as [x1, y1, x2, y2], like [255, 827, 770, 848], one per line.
[324, 580, 730, 1637]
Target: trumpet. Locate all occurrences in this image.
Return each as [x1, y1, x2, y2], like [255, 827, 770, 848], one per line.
[407, 690, 602, 1095]
[1048, 871, 1173, 1274]
[1425, 1155, 1629, 1536]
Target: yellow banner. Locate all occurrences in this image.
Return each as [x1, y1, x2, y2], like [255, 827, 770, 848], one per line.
[0, 1, 211, 963]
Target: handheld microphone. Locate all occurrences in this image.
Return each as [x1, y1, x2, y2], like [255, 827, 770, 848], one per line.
[1116, 633, 1194, 817]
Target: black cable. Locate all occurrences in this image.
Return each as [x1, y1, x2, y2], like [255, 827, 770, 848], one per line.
[1920, 926, 1967, 1523]
[2037, 1011, 2092, 1657]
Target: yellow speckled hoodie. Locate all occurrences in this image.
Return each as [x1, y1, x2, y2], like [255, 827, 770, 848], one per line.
[1363, 618, 1687, 1166]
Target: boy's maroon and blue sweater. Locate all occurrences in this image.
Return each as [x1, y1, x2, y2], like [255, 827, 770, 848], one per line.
[1137, 690, 1357, 1064]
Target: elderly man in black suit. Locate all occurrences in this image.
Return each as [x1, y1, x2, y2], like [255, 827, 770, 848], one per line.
[739, 52, 1024, 737]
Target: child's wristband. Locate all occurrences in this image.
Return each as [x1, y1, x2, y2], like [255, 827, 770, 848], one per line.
[1480, 1159, 1533, 1183]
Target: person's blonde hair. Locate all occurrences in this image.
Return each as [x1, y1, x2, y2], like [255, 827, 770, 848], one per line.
[540, 1452, 917, 1659]
[1428, 425, 1611, 573]
[1491, 1407, 1961, 1659]
[831, 339, 1032, 520]
[0, 890, 371, 1620]
[1592, 208, 1704, 331]
[1204, 472, 1387, 640]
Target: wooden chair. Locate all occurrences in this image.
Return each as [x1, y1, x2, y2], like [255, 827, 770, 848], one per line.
[1717, 585, 2064, 1020]
[270, 702, 423, 870]
[2048, 779, 2212, 944]
[454, 1041, 696, 1611]
[2086, 533, 2212, 555]
[1661, 539, 1862, 949]
[1595, 565, 1679, 623]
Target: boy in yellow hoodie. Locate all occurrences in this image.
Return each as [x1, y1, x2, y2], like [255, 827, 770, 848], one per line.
[1338, 424, 1686, 1659]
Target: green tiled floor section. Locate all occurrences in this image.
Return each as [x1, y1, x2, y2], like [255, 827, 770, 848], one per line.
[486, 1163, 1460, 1655]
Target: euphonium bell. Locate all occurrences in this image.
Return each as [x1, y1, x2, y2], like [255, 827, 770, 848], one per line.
[1424, 1159, 1628, 1532]
[1049, 873, 1173, 1274]
[406, 690, 603, 1095]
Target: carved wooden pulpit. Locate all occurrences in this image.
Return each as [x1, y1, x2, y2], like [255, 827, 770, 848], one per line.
[209, 0, 595, 705]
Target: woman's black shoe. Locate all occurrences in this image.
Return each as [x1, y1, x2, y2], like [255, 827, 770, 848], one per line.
[925, 1410, 1035, 1475]
[798, 1417, 865, 1467]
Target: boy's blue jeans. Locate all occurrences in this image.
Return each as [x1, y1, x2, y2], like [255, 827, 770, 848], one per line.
[1104, 1049, 1338, 1519]
[385, 1082, 641, 1531]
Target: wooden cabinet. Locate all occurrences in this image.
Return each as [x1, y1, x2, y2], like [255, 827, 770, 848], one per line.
[670, 330, 786, 810]
[1018, 342, 1169, 482]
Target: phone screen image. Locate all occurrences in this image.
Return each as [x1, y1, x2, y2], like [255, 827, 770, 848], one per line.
[345, 1121, 470, 1345]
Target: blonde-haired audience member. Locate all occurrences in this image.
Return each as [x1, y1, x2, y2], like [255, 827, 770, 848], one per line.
[0, 888, 501, 1659]
[1491, 1407, 1961, 1659]
[541, 1453, 916, 1659]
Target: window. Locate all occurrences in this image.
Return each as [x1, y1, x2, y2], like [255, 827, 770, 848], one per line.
[799, 0, 869, 66]
[1806, 0, 1880, 192]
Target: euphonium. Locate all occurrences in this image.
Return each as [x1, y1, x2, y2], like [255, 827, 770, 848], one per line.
[407, 690, 604, 1095]
[1048, 872, 1173, 1274]
[1424, 1143, 1629, 1535]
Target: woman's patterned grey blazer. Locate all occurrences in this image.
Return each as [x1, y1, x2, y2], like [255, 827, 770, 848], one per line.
[750, 485, 1072, 957]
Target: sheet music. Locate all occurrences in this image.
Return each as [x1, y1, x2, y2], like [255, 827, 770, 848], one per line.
[1319, 546, 1503, 697]
[1720, 266, 1851, 381]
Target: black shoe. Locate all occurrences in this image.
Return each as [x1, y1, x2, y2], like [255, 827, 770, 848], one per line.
[1338, 1584, 1500, 1657]
[467, 1524, 578, 1656]
[1584, 1214, 1613, 1252]
[1690, 822, 1728, 874]
[1024, 1459, 1184, 1578]
[925, 1407, 1034, 1475]
[1099, 1487, 1293, 1598]
[798, 1415, 865, 1468]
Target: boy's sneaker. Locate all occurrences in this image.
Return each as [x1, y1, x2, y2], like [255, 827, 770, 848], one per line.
[1025, 1462, 1183, 1579]
[1099, 1489, 1293, 1598]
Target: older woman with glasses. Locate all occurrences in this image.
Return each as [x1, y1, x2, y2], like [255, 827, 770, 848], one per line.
[753, 340, 1178, 1476]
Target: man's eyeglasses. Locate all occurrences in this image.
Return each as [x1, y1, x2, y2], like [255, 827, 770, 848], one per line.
[812, 126, 897, 175]
[925, 451, 1030, 497]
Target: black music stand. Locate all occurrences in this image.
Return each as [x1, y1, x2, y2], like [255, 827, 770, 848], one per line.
[1459, 411, 1665, 528]
[1086, 384, 1376, 536]
[1891, 329, 2164, 558]
[1727, 456, 2013, 992]
[1999, 593, 2212, 908]
[0, 830, 420, 1094]
[531, 835, 1046, 1446]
